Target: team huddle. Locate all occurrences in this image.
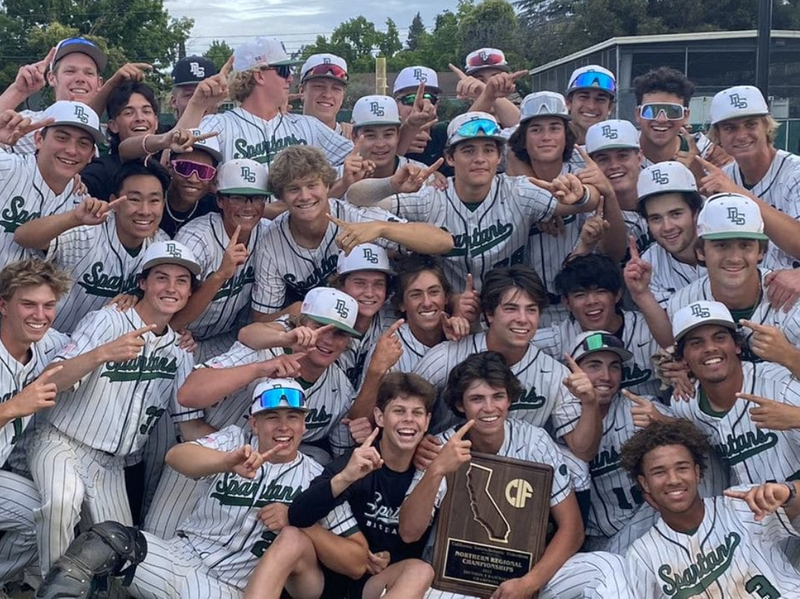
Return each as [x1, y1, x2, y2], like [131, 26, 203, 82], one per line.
[1, 32, 800, 599]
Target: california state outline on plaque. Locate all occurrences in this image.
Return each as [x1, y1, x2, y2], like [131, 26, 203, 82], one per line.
[466, 463, 511, 543]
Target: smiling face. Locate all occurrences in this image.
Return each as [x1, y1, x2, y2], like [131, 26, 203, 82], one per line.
[486, 288, 540, 350]
[0, 284, 57, 347]
[399, 270, 448, 336]
[456, 379, 510, 437]
[564, 286, 621, 331]
[171, 84, 198, 119]
[114, 174, 165, 247]
[303, 318, 352, 369]
[355, 126, 399, 169]
[577, 351, 622, 406]
[375, 395, 430, 453]
[302, 78, 346, 123]
[36, 126, 95, 182]
[525, 117, 567, 164]
[107, 92, 158, 142]
[644, 194, 697, 256]
[567, 89, 614, 133]
[49, 54, 102, 102]
[715, 116, 772, 163]
[697, 238, 763, 289]
[447, 139, 501, 188]
[283, 175, 330, 225]
[170, 150, 216, 205]
[638, 444, 702, 516]
[342, 271, 387, 321]
[680, 324, 739, 384]
[249, 409, 306, 463]
[218, 194, 266, 237]
[635, 91, 688, 149]
[139, 264, 192, 316]
[592, 148, 641, 196]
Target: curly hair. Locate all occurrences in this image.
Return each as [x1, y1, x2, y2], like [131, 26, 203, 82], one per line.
[443, 351, 522, 417]
[228, 69, 257, 104]
[633, 67, 695, 106]
[620, 419, 711, 487]
[508, 117, 576, 165]
[268, 146, 337, 200]
[0, 259, 71, 304]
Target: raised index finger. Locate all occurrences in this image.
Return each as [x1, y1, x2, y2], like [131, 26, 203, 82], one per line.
[563, 353, 583, 374]
[738, 318, 766, 332]
[38, 46, 57, 71]
[448, 63, 467, 80]
[628, 235, 640, 260]
[736, 392, 771, 405]
[694, 155, 717, 174]
[131, 324, 157, 337]
[421, 158, 444, 180]
[622, 389, 648, 405]
[194, 131, 219, 142]
[413, 80, 426, 111]
[362, 426, 380, 447]
[229, 224, 241, 247]
[385, 318, 405, 337]
[219, 55, 234, 78]
[510, 70, 528, 82]
[575, 144, 595, 165]
[327, 213, 346, 227]
[37, 364, 64, 381]
[453, 419, 475, 440]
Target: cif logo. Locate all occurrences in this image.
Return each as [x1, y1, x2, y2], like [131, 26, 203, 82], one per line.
[690, 303, 711, 318]
[189, 62, 205, 77]
[413, 68, 427, 82]
[369, 101, 385, 117]
[727, 206, 746, 226]
[601, 125, 618, 140]
[334, 299, 349, 318]
[362, 248, 379, 264]
[73, 105, 89, 124]
[241, 166, 256, 183]
[728, 93, 748, 109]
[651, 169, 669, 185]
[505, 479, 533, 508]
[165, 242, 182, 258]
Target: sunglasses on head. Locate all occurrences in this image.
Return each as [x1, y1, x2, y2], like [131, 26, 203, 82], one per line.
[171, 160, 217, 181]
[639, 102, 686, 121]
[303, 64, 348, 82]
[573, 332, 625, 357]
[467, 52, 505, 68]
[455, 118, 501, 138]
[570, 72, 616, 94]
[254, 387, 306, 412]
[398, 92, 439, 106]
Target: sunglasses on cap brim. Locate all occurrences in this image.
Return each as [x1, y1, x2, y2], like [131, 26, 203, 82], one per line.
[398, 92, 439, 106]
[254, 387, 306, 412]
[467, 52, 505, 67]
[573, 332, 625, 356]
[171, 160, 217, 181]
[454, 118, 501, 138]
[570, 72, 616, 94]
[639, 103, 686, 121]
[303, 64, 348, 82]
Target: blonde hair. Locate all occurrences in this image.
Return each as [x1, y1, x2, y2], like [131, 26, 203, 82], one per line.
[708, 114, 780, 145]
[228, 69, 257, 104]
[0, 259, 71, 303]
[268, 146, 336, 199]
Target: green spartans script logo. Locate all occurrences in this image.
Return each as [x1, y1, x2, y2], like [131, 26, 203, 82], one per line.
[74, 105, 90, 124]
[213, 265, 255, 301]
[211, 472, 302, 507]
[511, 385, 547, 411]
[101, 355, 179, 382]
[77, 262, 139, 298]
[589, 446, 622, 477]
[305, 404, 333, 430]
[234, 134, 307, 164]
[447, 221, 513, 257]
[658, 532, 740, 599]
[0, 196, 40, 233]
[283, 254, 338, 299]
[714, 429, 778, 465]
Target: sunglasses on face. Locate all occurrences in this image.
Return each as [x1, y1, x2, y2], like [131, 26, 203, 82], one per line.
[254, 387, 306, 411]
[303, 64, 348, 82]
[572, 332, 625, 357]
[569, 71, 616, 94]
[398, 92, 439, 106]
[467, 52, 505, 67]
[639, 103, 686, 121]
[223, 194, 266, 205]
[171, 160, 217, 181]
[261, 64, 293, 79]
[455, 118, 501, 138]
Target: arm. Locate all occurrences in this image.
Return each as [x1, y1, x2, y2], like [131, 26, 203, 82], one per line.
[302, 526, 368, 580]
[14, 209, 82, 251]
[623, 237, 674, 347]
[87, 63, 152, 116]
[560, 356, 603, 461]
[177, 361, 273, 409]
[251, 302, 302, 324]
[165, 441, 233, 478]
[238, 321, 291, 350]
[176, 419, 216, 442]
[379, 221, 454, 255]
[398, 467, 444, 543]
[348, 322, 403, 419]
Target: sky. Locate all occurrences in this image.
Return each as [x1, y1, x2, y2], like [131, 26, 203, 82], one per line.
[166, 0, 453, 56]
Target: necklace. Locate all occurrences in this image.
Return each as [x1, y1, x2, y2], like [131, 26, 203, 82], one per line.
[164, 191, 199, 224]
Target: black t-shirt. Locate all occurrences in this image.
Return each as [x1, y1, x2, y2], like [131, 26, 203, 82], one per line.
[406, 120, 453, 178]
[159, 192, 219, 238]
[81, 153, 122, 201]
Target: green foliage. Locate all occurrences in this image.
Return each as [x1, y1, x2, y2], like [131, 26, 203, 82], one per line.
[407, 12, 426, 51]
[204, 39, 234, 71]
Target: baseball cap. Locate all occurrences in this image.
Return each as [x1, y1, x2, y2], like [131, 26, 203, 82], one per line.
[338, 244, 394, 276]
[585, 119, 639, 155]
[566, 65, 616, 97]
[710, 85, 770, 126]
[232, 37, 303, 72]
[672, 300, 736, 342]
[696, 193, 768, 241]
[570, 331, 632, 363]
[41, 101, 104, 144]
[393, 66, 440, 95]
[351, 95, 401, 127]
[251, 378, 309, 416]
[188, 129, 222, 163]
[51, 37, 108, 73]
[519, 92, 571, 125]
[172, 55, 218, 87]
[300, 54, 348, 84]
[217, 159, 269, 196]
[446, 111, 505, 147]
[637, 161, 698, 203]
[140, 240, 201, 276]
[464, 48, 510, 75]
[301, 288, 361, 337]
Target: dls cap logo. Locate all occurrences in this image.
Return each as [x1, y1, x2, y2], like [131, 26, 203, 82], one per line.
[651, 169, 669, 185]
[690, 303, 711, 318]
[729, 93, 748, 109]
[189, 62, 205, 77]
[334, 299, 350, 319]
[727, 206, 746, 225]
[165, 242, 183, 258]
[362, 248, 379, 264]
[323, 57, 331, 64]
[241, 166, 256, 182]
[413, 67, 427, 82]
[601, 125, 618, 139]
[369, 101, 385, 117]
[479, 50, 488, 61]
[74, 105, 89, 123]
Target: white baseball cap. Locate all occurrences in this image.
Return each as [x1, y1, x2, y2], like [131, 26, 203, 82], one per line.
[232, 37, 302, 72]
[338, 243, 394, 276]
[188, 128, 222, 163]
[566, 65, 617, 97]
[570, 330, 632, 363]
[637, 161, 698, 203]
[446, 111, 505, 147]
[393, 66, 440, 95]
[519, 92, 571, 124]
[300, 53, 348, 84]
[672, 300, 736, 342]
[251, 378, 308, 415]
[585, 119, 640, 155]
[42, 101, 104, 144]
[140, 240, 201, 276]
[301, 288, 361, 337]
[217, 159, 269, 196]
[351, 95, 401, 127]
[464, 48, 510, 75]
[710, 85, 770, 126]
[696, 193, 768, 241]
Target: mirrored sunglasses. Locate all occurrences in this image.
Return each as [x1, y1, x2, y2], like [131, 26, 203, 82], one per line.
[455, 118, 501, 138]
[171, 160, 217, 181]
[639, 103, 686, 121]
[255, 387, 306, 411]
[398, 92, 439, 106]
[467, 52, 505, 67]
[303, 64, 348, 81]
[570, 71, 616, 94]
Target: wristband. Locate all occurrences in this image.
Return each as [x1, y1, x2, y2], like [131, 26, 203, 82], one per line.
[574, 185, 591, 206]
[783, 482, 797, 506]
[141, 133, 153, 156]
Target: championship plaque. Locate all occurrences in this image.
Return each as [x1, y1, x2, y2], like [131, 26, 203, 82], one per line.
[432, 452, 553, 598]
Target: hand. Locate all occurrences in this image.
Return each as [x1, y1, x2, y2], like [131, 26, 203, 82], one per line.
[0, 110, 53, 146]
[227, 443, 281, 479]
[72, 174, 88, 197]
[389, 159, 444, 194]
[73, 196, 125, 226]
[449, 64, 486, 100]
[369, 319, 404, 373]
[624, 389, 664, 428]
[108, 63, 152, 85]
[562, 354, 598, 406]
[282, 324, 335, 353]
[178, 330, 197, 354]
[162, 129, 219, 154]
[452, 273, 480, 324]
[217, 225, 249, 280]
[366, 550, 390, 576]
[740, 318, 797, 365]
[428, 170, 448, 191]
[404, 81, 438, 130]
[99, 324, 156, 362]
[576, 145, 615, 200]
[481, 70, 528, 101]
[623, 236, 653, 297]
[341, 135, 376, 186]
[340, 427, 383, 483]
[5, 366, 63, 418]
[431, 420, 474, 476]
[578, 198, 609, 248]
[535, 215, 566, 237]
[407, 126, 432, 154]
[190, 55, 233, 110]
[656, 357, 695, 401]
[705, 142, 734, 168]
[695, 156, 739, 196]
[328, 215, 385, 256]
[764, 269, 800, 313]
[413, 434, 442, 471]
[341, 417, 375, 445]
[13, 47, 55, 96]
[738, 392, 800, 431]
[490, 576, 536, 599]
[258, 502, 290, 532]
[530, 173, 587, 206]
[724, 483, 793, 521]
[675, 128, 701, 171]
[259, 353, 304, 379]
[106, 293, 139, 312]
[441, 312, 470, 341]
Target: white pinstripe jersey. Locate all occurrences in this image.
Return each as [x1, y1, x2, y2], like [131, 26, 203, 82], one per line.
[0, 153, 81, 264]
[670, 360, 800, 485]
[178, 424, 359, 590]
[533, 310, 662, 397]
[47, 214, 169, 333]
[175, 214, 267, 340]
[623, 209, 654, 255]
[337, 308, 393, 389]
[641, 242, 707, 306]
[627, 492, 800, 598]
[388, 174, 557, 293]
[44, 306, 194, 456]
[640, 132, 713, 170]
[202, 341, 356, 445]
[199, 108, 352, 166]
[251, 199, 403, 313]
[412, 333, 582, 438]
[363, 321, 436, 374]
[0, 329, 69, 465]
[4, 110, 42, 155]
[724, 149, 800, 270]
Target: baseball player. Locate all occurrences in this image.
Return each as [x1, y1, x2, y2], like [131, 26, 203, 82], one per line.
[299, 53, 350, 135]
[26, 240, 200, 574]
[0, 260, 70, 587]
[346, 111, 601, 295]
[564, 65, 616, 145]
[14, 159, 171, 334]
[0, 101, 102, 265]
[401, 351, 633, 599]
[450, 48, 521, 128]
[250, 145, 452, 320]
[622, 419, 800, 597]
[171, 55, 218, 120]
[37, 379, 368, 599]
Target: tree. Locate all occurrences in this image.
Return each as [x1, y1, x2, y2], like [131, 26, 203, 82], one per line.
[204, 40, 234, 71]
[457, 0, 524, 67]
[407, 13, 426, 51]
